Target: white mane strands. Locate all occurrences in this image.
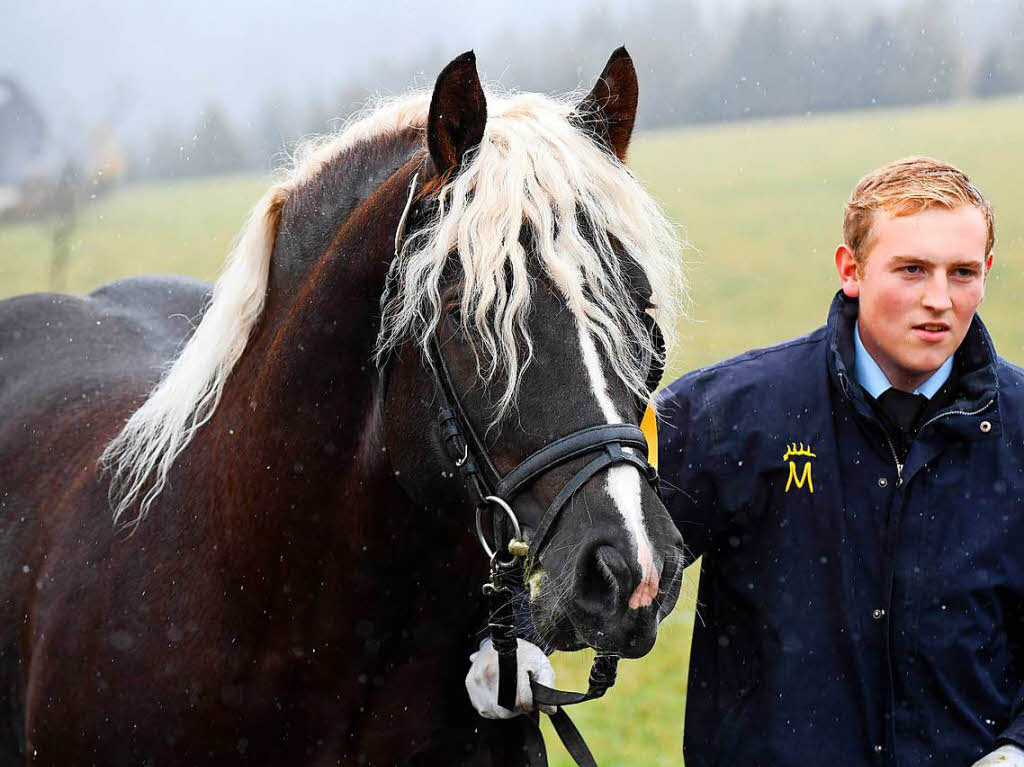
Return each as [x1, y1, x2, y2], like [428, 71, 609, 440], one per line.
[101, 94, 431, 527]
[376, 91, 686, 425]
[101, 186, 284, 527]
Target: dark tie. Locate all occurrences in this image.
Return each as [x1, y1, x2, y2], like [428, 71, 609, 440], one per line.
[877, 388, 929, 434]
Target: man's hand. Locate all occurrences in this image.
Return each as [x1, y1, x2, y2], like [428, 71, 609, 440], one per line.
[972, 744, 1024, 766]
[465, 637, 557, 719]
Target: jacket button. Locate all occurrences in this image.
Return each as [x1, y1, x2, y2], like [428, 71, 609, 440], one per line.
[874, 744, 884, 753]
[980, 420, 992, 433]
[877, 477, 888, 488]
[872, 608, 885, 620]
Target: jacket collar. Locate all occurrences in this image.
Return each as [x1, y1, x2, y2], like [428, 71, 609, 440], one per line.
[826, 291, 1000, 440]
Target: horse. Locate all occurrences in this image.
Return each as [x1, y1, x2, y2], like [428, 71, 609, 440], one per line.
[0, 49, 686, 766]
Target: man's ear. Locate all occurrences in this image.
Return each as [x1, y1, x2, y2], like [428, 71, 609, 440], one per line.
[835, 244, 860, 298]
[985, 252, 995, 278]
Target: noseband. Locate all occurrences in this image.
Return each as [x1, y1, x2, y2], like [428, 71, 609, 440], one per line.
[389, 170, 664, 767]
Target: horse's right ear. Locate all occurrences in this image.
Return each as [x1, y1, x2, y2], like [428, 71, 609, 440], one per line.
[427, 51, 487, 179]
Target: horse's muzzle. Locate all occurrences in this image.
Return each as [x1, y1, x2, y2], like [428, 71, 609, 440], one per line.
[532, 522, 684, 659]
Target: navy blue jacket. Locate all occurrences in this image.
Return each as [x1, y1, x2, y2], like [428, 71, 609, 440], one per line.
[657, 292, 1024, 767]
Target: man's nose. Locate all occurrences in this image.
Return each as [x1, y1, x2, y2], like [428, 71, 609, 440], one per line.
[922, 274, 953, 312]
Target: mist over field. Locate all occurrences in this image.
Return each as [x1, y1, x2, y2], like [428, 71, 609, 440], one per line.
[5, 95, 1023, 375]
[4, 0, 1023, 181]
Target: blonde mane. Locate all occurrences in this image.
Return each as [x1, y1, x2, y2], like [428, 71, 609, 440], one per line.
[376, 90, 686, 423]
[101, 93, 432, 527]
[102, 88, 686, 528]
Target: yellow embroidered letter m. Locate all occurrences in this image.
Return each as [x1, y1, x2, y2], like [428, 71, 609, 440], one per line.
[783, 443, 816, 494]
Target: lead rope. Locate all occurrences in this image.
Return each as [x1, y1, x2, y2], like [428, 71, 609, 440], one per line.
[479, 504, 616, 767]
[524, 654, 620, 767]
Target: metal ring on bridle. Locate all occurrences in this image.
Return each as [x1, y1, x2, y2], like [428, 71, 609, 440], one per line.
[475, 496, 522, 559]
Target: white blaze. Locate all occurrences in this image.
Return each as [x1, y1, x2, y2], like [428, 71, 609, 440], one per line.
[576, 323, 660, 610]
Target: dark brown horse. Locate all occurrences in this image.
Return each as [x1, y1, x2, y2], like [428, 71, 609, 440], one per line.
[0, 50, 686, 766]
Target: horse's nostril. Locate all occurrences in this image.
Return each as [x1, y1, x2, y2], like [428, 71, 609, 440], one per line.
[595, 546, 625, 593]
[579, 544, 633, 610]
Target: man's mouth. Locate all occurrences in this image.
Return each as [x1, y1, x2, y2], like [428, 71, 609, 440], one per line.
[913, 322, 950, 341]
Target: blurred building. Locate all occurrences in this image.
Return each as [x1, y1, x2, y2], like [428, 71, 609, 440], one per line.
[0, 77, 64, 218]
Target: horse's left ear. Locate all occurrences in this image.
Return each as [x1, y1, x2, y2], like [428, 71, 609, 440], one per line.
[427, 51, 487, 179]
[574, 46, 638, 161]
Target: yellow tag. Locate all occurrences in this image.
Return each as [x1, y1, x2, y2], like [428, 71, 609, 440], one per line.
[640, 403, 658, 470]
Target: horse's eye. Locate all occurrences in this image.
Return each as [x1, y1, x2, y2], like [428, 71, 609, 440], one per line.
[444, 303, 462, 323]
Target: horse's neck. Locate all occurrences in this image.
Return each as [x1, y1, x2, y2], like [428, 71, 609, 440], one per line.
[209, 221, 394, 545]
[194, 170, 452, 577]
[179, 159, 488, 647]
[195, 269, 488, 656]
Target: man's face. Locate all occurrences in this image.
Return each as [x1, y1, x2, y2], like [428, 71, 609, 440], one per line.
[835, 205, 993, 392]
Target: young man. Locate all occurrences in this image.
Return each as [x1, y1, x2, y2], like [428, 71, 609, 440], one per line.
[467, 157, 1024, 766]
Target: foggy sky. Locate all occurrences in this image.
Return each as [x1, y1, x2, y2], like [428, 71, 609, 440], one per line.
[2, 0, 1014, 154]
[5, 0, 615, 149]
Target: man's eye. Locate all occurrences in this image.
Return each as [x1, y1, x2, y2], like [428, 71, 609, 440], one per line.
[955, 267, 977, 278]
[903, 265, 920, 274]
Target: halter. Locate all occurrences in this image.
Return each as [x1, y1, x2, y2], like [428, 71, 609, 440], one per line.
[390, 171, 663, 767]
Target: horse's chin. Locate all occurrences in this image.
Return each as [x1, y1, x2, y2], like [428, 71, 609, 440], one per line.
[527, 598, 586, 654]
[579, 607, 660, 659]
[608, 613, 659, 659]
[528, 592, 660, 659]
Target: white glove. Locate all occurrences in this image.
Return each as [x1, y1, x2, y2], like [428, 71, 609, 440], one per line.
[465, 637, 557, 719]
[973, 744, 1024, 766]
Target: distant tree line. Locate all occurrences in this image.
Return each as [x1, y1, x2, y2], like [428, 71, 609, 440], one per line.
[130, 0, 1024, 181]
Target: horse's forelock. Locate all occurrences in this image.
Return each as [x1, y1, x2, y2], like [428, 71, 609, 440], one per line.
[376, 90, 686, 427]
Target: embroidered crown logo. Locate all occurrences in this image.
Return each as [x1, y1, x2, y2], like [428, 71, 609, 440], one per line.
[783, 442, 816, 494]
[782, 443, 816, 462]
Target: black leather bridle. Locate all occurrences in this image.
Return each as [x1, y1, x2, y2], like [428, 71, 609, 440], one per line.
[387, 170, 665, 767]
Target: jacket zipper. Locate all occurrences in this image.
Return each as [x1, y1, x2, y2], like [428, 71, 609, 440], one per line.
[843, 371, 906, 487]
[918, 399, 994, 432]
[883, 399, 995, 488]
[883, 433, 904, 488]
[840, 371, 995, 487]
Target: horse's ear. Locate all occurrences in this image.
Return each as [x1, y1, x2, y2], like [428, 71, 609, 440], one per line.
[574, 46, 638, 162]
[427, 51, 487, 179]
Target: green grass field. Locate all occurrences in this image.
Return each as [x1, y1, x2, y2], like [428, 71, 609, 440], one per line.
[3, 96, 1024, 765]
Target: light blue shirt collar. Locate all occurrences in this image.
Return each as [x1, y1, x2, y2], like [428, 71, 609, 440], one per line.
[854, 321, 953, 400]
